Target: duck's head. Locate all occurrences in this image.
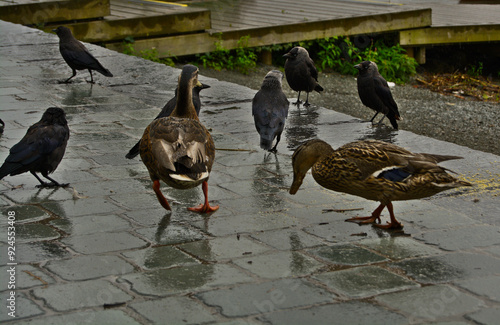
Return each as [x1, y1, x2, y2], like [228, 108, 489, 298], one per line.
[178, 64, 203, 91]
[289, 139, 334, 195]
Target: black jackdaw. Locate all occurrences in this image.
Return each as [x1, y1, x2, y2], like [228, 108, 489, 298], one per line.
[252, 70, 289, 152]
[0, 107, 70, 187]
[283, 46, 323, 106]
[54, 26, 113, 83]
[354, 61, 401, 129]
[125, 82, 210, 159]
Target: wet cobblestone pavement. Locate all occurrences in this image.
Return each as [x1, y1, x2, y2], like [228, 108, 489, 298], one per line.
[1, 21, 499, 324]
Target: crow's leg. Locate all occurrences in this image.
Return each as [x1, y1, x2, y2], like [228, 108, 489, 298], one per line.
[304, 92, 311, 107]
[88, 69, 95, 84]
[293, 91, 302, 106]
[64, 69, 77, 83]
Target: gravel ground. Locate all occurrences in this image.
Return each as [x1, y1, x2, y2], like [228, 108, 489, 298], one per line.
[197, 64, 500, 156]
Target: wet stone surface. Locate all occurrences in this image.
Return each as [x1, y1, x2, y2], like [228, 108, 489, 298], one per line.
[1, 20, 499, 324]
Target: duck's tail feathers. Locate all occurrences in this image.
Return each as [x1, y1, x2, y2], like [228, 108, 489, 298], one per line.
[125, 141, 140, 159]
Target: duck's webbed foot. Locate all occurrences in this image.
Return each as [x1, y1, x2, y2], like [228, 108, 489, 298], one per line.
[345, 203, 384, 225]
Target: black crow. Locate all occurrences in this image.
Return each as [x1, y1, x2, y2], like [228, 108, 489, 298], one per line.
[354, 61, 402, 129]
[53, 26, 113, 83]
[283, 46, 323, 107]
[0, 119, 4, 134]
[252, 70, 289, 152]
[0, 107, 70, 187]
[125, 82, 210, 159]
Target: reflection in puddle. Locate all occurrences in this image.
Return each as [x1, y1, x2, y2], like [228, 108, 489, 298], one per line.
[285, 107, 320, 150]
[356, 124, 398, 143]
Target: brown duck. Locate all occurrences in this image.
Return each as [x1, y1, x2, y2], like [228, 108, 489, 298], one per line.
[289, 139, 472, 229]
[139, 65, 218, 213]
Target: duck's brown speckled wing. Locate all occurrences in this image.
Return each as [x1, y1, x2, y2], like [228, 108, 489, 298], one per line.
[139, 116, 215, 189]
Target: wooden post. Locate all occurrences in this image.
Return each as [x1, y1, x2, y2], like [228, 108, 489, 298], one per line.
[259, 49, 273, 65]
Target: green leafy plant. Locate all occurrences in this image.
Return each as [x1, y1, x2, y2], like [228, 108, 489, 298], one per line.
[467, 62, 483, 77]
[196, 35, 257, 74]
[315, 36, 417, 84]
[122, 37, 174, 67]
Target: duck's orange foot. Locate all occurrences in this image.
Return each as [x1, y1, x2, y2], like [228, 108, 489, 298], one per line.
[345, 215, 380, 225]
[187, 203, 219, 213]
[373, 221, 403, 229]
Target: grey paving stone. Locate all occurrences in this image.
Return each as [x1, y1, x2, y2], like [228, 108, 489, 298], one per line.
[32, 279, 133, 312]
[45, 255, 135, 281]
[130, 296, 218, 324]
[250, 227, 325, 250]
[455, 275, 500, 302]
[0, 291, 44, 322]
[122, 208, 171, 227]
[307, 244, 388, 266]
[0, 264, 54, 291]
[314, 266, 418, 298]
[178, 236, 270, 262]
[390, 252, 500, 284]
[121, 264, 253, 296]
[466, 307, 500, 325]
[1, 205, 51, 223]
[415, 225, 500, 251]
[191, 211, 299, 236]
[43, 197, 121, 218]
[62, 231, 147, 254]
[232, 251, 324, 279]
[121, 246, 199, 270]
[260, 301, 408, 325]
[398, 205, 477, 229]
[358, 236, 442, 260]
[303, 219, 405, 243]
[22, 309, 141, 325]
[375, 285, 484, 323]
[50, 214, 131, 236]
[110, 192, 165, 211]
[197, 278, 334, 317]
[14, 223, 61, 243]
[135, 224, 205, 245]
[69, 178, 148, 197]
[0, 242, 70, 265]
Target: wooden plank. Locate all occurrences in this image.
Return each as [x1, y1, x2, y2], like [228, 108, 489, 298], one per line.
[400, 25, 500, 46]
[106, 8, 431, 57]
[44, 8, 210, 42]
[0, 0, 110, 25]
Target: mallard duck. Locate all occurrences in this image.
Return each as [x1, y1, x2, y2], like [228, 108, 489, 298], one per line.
[139, 65, 219, 213]
[126, 82, 210, 159]
[289, 139, 472, 229]
[0, 107, 69, 187]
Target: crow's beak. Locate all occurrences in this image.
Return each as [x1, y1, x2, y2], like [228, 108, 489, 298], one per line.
[354, 64, 362, 70]
[283, 53, 292, 59]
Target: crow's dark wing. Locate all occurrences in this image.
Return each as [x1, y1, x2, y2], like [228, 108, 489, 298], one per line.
[1, 124, 68, 176]
[60, 41, 110, 74]
[306, 57, 319, 81]
[373, 76, 399, 114]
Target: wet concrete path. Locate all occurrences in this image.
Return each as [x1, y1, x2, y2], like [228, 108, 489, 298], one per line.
[1, 20, 499, 324]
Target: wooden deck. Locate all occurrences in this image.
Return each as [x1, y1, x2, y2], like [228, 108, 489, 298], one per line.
[0, 0, 110, 25]
[0, 0, 498, 62]
[41, 0, 210, 43]
[104, 0, 432, 57]
[399, 2, 500, 46]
